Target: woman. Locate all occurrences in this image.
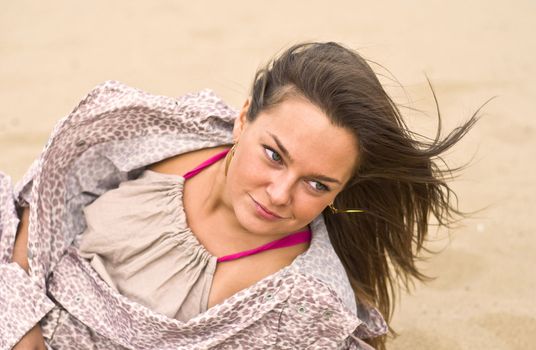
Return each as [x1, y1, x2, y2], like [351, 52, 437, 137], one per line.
[1, 42, 477, 349]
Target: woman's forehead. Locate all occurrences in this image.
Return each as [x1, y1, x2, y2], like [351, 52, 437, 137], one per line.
[251, 98, 359, 180]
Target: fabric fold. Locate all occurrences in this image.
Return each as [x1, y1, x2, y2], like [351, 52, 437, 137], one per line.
[0, 263, 56, 350]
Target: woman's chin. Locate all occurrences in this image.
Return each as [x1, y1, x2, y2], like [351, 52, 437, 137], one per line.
[234, 209, 284, 236]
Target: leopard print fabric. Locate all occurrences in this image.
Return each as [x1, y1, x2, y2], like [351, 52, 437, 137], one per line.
[0, 81, 387, 349]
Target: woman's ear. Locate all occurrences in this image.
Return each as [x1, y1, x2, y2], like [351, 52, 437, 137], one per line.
[232, 99, 250, 141]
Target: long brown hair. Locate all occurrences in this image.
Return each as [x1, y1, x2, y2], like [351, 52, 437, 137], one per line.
[247, 42, 480, 349]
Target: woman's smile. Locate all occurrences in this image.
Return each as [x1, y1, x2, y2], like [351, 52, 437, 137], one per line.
[248, 194, 287, 221]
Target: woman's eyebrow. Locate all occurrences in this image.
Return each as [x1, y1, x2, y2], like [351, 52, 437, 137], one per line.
[267, 132, 293, 162]
[308, 173, 342, 185]
[266, 131, 342, 185]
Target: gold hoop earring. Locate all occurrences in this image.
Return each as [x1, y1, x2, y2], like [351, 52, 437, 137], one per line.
[328, 204, 365, 214]
[225, 143, 237, 176]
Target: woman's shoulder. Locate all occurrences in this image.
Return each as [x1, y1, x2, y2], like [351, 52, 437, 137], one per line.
[147, 145, 230, 177]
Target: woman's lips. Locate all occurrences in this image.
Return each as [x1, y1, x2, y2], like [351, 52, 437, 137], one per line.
[249, 195, 285, 221]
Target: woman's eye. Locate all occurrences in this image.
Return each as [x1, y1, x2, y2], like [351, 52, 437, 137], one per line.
[264, 147, 282, 163]
[308, 180, 329, 192]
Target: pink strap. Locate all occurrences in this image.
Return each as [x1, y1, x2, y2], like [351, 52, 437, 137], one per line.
[183, 149, 230, 179]
[217, 229, 312, 262]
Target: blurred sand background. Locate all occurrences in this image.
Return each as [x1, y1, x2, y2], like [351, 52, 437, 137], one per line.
[1, 1, 534, 349]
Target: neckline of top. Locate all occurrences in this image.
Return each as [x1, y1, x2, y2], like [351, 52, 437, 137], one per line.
[140, 169, 312, 264]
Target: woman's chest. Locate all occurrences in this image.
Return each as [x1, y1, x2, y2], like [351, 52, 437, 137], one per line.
[188, 208, 304, 308]
[206, 251, 297, 308]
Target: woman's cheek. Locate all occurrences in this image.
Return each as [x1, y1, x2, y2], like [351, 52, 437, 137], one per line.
[241, 154, 268, 183]
[293, 192, 324, 221]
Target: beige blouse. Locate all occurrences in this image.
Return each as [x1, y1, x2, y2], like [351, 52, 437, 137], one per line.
[78, 169, 217, 322]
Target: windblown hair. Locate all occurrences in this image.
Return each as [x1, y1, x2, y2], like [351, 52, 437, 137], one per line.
[247, 42, 479, 349]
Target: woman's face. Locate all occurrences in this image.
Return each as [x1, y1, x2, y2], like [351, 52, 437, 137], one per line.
[225, 95, 359, 237]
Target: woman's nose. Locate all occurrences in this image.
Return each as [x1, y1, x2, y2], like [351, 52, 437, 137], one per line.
[266, 175, 293, 207]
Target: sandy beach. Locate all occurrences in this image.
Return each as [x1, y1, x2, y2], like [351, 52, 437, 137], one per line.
[1, 1, 535, 349]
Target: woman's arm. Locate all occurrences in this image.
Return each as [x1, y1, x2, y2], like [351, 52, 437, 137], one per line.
[10, 206, 46, 350]
[11, 207, 30, 272]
